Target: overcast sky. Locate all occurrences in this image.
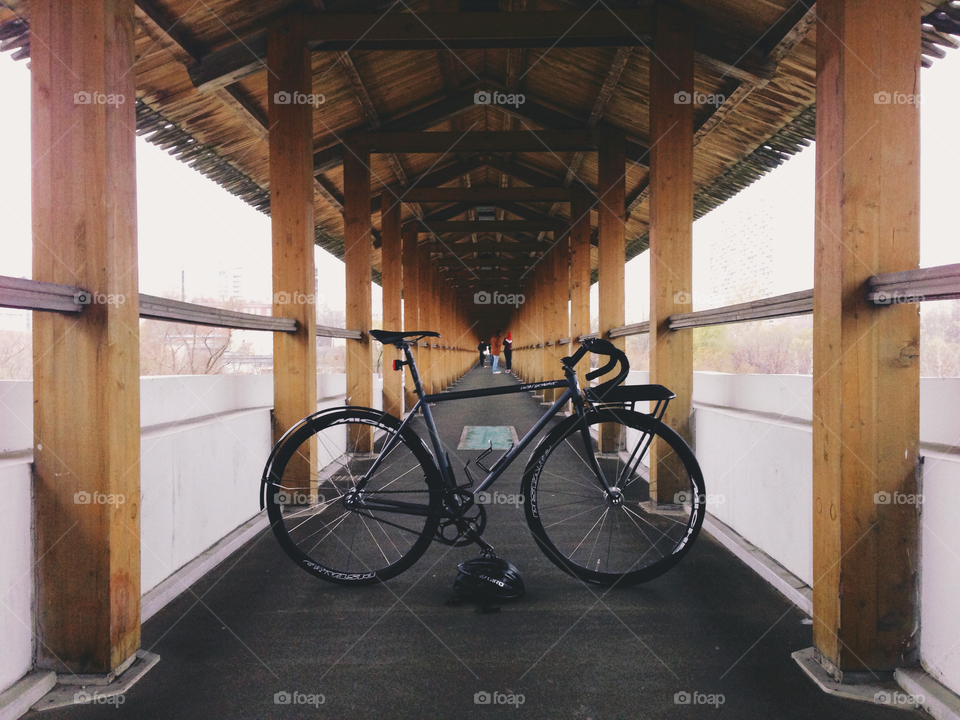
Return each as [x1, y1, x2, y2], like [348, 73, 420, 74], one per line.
[2, 49, 958, 323]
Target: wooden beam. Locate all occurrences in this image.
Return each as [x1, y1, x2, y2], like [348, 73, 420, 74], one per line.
[381, 194, 403, 417]
[313, 82, 484, 173]
[338, 50, 423, 217]
[812, 0, 921, 677]
[32, 0, 141, 674]
[430, 241, 548, 253]
[411, 219, 567, 233]
[396, 186, 571, 203]
[189, 10, 772, 93]
[303, 10, 653, 49]
[269, 14, 318, 502]
[439, 257, 538, 268]
[648, 3, 694, 502]
[363, 130, 597, 154]
[344, 135, 373, 450]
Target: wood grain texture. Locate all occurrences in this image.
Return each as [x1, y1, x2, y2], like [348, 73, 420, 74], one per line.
[269, 13, 319, 489]
[31, 0, 141, 674]
[812, 0, 921, 675]
[344, 135, 373, 450]
[648, 3, 694, 498]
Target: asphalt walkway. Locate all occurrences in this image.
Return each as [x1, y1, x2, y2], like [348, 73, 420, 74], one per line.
[29, 367, 926, 719]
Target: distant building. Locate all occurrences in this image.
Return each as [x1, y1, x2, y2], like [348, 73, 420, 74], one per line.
[706, 206, 775, 306]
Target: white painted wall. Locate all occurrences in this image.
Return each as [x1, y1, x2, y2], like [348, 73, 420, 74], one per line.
[1, 372, 957, 699]
[918, 378, 960, 694]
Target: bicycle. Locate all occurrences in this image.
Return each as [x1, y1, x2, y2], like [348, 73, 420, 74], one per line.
[260, 332, 705, 587]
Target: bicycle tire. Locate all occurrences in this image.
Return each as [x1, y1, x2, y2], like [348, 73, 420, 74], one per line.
[263, 407, 442, 585]
[522, 409, 705, 586]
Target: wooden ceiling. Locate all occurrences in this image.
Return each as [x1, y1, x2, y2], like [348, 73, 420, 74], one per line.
[1, 0, 957, 302]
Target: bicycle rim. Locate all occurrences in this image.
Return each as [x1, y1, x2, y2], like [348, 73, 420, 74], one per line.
[523, 409, 705, 586]
[265, 409, 441, 584]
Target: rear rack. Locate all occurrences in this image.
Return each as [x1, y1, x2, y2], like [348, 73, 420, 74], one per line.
[583, 383, 675, 423]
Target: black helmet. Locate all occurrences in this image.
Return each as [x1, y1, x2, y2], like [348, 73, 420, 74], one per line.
[454, 557, 525, 602]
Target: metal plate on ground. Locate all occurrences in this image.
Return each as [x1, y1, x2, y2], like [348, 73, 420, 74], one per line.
[458, 426, 519, 450]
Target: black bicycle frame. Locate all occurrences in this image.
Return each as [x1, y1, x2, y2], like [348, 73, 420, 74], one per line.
[354, 340, 614, 516]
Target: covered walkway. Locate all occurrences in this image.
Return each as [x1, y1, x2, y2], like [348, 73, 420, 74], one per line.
[26, 369, 916, 719]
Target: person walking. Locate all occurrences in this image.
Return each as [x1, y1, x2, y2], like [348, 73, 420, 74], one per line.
[489, 330, 503, 374]
[477, 340, 486, 368]
[503, 331, 513, 374]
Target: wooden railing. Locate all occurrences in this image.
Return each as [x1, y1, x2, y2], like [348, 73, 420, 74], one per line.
[0, 275, 360, 339]
[518, 262, 960, 346]
[6, 262, 957, 345]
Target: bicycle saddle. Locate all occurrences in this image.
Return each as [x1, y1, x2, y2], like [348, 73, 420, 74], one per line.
[369, 329, 440, 345]
[454, 556, 525, 603]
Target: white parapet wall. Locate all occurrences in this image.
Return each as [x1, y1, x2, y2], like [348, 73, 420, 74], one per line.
[1, 371, 957, 701]
[0, 372, 380, 701]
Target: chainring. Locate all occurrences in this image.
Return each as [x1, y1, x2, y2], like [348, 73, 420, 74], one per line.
[436, 503, 487, 547]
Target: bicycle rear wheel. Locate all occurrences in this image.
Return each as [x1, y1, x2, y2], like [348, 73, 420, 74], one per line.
[522, 409, 705, 586]
[264, 408, 442, 584]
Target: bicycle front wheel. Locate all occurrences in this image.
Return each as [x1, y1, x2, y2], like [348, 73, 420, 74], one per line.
[264, 408, 442, 585]
[522, 409, 705, 586]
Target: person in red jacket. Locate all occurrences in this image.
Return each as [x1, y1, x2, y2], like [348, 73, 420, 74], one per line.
[503, 331, 513, 374]
[489, 330, 503, 374]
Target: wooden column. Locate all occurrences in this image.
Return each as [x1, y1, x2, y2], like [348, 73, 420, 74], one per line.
[418, 244, 433, 393]
[812, 0, 921, 677]
[648, 3, 693, 496]
[597, 127, 626, 451]
[269, 13, 317, 483]
[541, 253, 557, 398]
[381, 194, 402, 417]
[403, 227, 420, 411]
[344, 136, 373, 450]
[570, 187, 592, 363]
[32, 0, 141, 674]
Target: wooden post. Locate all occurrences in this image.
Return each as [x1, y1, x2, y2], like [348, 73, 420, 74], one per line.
[381, 194, 402, 417]
[597, 127, 626, 452]
[570, 187, 592, 363]
[419, 244, 433, 394]
[648, 3, 693, 498]
[269, 13, 318, 481]
[32, 0, 141, 674]
[344, 136, 373, 450]
[403, 227, 420, 411]
[541, 251, 557, 399]
[812, 0, 921, 677]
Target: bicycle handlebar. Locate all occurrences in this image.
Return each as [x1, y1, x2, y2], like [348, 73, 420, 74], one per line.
[562, 337, 630, 392]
